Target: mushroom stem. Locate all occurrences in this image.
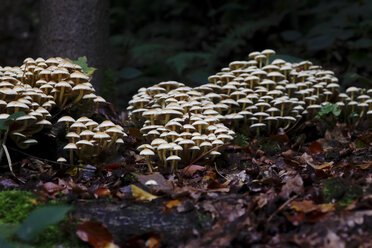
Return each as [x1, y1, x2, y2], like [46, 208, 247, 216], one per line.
[72, 90, 84, 104]
[145, 156, 153, 172]
[59, 88, 65, 106]
[69, 150, 74, 165]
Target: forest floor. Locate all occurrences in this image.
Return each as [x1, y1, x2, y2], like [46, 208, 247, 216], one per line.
[0, 113, 371, 248]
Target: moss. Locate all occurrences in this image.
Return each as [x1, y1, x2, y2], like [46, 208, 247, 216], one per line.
[259, 140, 281, 155]
[33, 223, 89, 248]
[0, 190, 39, 223]
[0, 190, 87, 248]
[323, 178, 363, 207]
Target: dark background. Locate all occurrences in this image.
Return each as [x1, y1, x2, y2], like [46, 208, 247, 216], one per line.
[0, 0, 371, 109]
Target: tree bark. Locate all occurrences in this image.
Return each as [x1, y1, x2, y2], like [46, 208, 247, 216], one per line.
[38, 0, 109, 92]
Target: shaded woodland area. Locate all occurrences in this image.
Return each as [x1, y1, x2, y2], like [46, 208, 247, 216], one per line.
[0, 1, 371, 248]
[1, 0, 371, 106]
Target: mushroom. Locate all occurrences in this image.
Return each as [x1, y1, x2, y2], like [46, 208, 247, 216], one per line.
[140, 148, 155, 172]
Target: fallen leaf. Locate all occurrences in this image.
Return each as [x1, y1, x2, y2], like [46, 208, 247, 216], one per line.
[316, 161, 334, 170]
[131, 184, 158, 201]
[145, 236, 161, 248]
[94, 187, 111, 198]
[182, 164, 206, 177]
[0, 177, 19, 188]
[358, 162, 372, 169]
[203, 171, 217, 181]
[137, 173, 172, 192]
[164, 199, 181, 209]
[319, 203, 335, 212]
[43, 182, 64, 194]
[76, 221, 119, 248]
[308, 141, 323, 155]
[280, 174, 304, 198]
[290, 200, 318, 213]
[300, 152, 318, 169]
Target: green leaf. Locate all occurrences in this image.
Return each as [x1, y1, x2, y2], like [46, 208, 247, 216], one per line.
[0, 120, 9, 131]
[118, 67, 143, 79]
[316, 103, 340, 118]
[6, 112, 26, 121]
[65, 56, 96, 76]
[17, 205, 72, 242]
[0, 112, 26, 131]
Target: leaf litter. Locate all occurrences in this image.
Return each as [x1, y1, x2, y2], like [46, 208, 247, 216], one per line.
[0, 110, 371, 247]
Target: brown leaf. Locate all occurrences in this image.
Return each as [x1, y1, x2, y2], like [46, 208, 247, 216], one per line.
[145, 236, 161, 248]
[280, 174, 304, 198]
[182, 164, 206, 177]
[316, 162, 334, 170]
[94, 187, 111, 198]
[137, 172, 172, 192]
[290, 200, 318, 213]
[358, 162, 372, 169]
[43, 182, 64, 194]
[308, 141, 323, 155]
[300, 152, 318, 169]
[164, 199, 181, 209]
[76, 221, 119, 248]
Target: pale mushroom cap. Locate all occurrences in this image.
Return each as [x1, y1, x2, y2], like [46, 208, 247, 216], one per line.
[140, 148, 155, 156]
[64, 143, 78, 150]
[58, 116, 75, 123]
[166, 155, 181, 161]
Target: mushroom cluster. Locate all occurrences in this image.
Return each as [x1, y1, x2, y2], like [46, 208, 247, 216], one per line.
[128, 49, 372, 172]
[205, 49, 342, 136]
[0, 57, 111, 153]
[337, 87, 372, 122]
[57, 116, 126, 164]
[128, 81, 234, 172]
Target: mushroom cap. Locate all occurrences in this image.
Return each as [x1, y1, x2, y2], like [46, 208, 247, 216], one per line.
[250, 123, 266, 128]
[57, 157, 67, 163]
[58, 116, 75, 123]
[76, 140, 94, 147]
[64, 143, 78, 150]
[166, 155, 181, 161]
[140, 148, 155, 156]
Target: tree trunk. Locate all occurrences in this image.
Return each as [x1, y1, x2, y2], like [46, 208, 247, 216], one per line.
[38, 0, 109, 92]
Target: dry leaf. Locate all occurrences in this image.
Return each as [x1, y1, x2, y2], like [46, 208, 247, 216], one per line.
[164, 199, 181, 209]
[131, 184, 158, 201]
[76, 221, 119, 248]
[182, 164, 206, 177]
[291, 200, 318, 213]
[316, 161, 334, 170]
[94, 187, 111, 198]
[308, 141, 324, 154]
[43, 182, 64, 194]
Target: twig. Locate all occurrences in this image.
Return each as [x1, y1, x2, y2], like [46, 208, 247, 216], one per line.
[214, 162, 229, 181]
[7, 146, 89, 169]
[188, 144, 224, 166]
[267, 195, 297, 222]
[2, 144, 15, 178]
